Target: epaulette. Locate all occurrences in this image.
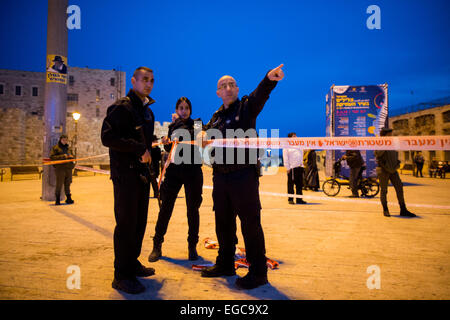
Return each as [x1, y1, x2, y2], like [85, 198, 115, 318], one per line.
[115, 96, 131, 106]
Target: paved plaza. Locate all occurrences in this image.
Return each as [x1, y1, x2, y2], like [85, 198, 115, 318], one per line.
[0, 167, 449, 300]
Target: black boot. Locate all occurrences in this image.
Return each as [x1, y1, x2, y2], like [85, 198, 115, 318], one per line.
[148, 241, 162, 262]
[400, 204, 416, 217]
[188, 243, 198, 261]
[235, 272, 268, 290]
[112, 277, 145, 294]
[201, 264, 236, 278]
[65, 194, 74, 204]
[55, 194, 61, 206]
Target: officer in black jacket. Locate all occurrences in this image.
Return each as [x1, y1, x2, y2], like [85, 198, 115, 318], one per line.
[101, 66, 156, 294]
[148, 97, 203, 262]
[198, 64, 285, 290]
[50, 134, 75, 205]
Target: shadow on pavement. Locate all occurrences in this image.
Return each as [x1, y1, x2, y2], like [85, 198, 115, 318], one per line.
[111, 278, 165, 300]
[223, 276, 291, 300]
[160, 256, 291, 299]
[51, 206, 113, 238]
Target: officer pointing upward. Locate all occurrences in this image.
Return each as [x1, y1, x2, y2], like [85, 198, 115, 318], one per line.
[199, 64, 284, 290]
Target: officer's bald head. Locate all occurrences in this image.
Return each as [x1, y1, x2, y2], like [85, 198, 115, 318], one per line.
[216, 75, 239, 108]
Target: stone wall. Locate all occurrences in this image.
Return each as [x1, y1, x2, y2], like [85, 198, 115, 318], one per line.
[0, 67, 169, 166]
[389, 104, 450, 164]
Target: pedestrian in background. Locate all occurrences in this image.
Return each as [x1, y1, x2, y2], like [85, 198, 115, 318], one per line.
[50, 134, 75, 205]
[375, 127, 416, 218]
[282, 132, 306, 204]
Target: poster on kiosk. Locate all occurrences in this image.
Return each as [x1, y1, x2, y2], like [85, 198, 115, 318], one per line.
[325, 84, 389, 179]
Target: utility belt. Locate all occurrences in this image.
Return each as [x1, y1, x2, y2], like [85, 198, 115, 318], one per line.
[111, 161, 151, 184]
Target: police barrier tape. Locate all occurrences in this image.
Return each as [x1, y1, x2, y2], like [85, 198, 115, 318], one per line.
[41, 135, 450, 166]
[69, 164, 450, 210]
[42, 142, 166, 166]
[43, 153, 109, 165]
[197, 135, 450, 151]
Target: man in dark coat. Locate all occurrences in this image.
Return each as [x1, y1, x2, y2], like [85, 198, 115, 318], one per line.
[50, 134, 75, 205]
[343, 150, 365, 197]
[375, 127, 416, 218]
[101, 66, 156, 294]
[198, 64, 285, 290]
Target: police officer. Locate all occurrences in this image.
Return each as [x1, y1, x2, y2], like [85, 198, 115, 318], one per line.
[198, 64, 285, 290]
[101, 66, 156, 294]
[375, 127, 416, 218]
[148, 97, 203, 262]
[50, 134, 75, 205]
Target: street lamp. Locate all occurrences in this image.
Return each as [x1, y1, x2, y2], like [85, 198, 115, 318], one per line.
[72, 112, 81, 158]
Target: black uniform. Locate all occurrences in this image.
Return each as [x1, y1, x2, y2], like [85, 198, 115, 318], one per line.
[152, 117, 203, 247]
[204, 73, 277, 276]
[50, 138, 75, 201]
[101, 89, 155, 280]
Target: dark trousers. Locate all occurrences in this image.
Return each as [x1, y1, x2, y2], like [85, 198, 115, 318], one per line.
[150, 175, 159, 197]
[377, 168, 405, 209]
[55, 167, 72, 196]
[153, 165, 203, 245]
[212, 167, 267, 276]
[349, 166, 361, 196]
[112, 173, 150, 280]
[416, 163, 423, 177]
[287, 166, 304, 202]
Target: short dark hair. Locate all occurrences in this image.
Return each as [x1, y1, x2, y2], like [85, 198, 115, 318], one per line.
[176, 96, 192, 116]
[132, 66, 153, 79]
[287, 132, 296, 138]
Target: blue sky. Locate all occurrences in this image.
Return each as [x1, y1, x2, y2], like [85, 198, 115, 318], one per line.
[1, 0, 449, 138]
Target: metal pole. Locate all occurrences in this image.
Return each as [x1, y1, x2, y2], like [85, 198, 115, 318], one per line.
[42, 0, 68, 201]
[74, 120, 78, 158]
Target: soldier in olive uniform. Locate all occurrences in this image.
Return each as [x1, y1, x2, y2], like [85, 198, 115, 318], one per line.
[375, 127, 416, 218]
[50, 134, 75, 205]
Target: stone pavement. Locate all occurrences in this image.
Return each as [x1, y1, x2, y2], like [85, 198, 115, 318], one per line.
[0, 167, 449, 300]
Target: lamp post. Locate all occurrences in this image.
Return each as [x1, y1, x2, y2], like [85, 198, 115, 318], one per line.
[72, 112, 80, 158]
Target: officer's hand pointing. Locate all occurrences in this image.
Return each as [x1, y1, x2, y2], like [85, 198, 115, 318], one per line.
[267, 64, 284, 81]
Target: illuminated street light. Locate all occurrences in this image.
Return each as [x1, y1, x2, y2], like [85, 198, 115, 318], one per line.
[72, 112, 81, 158]
[72, 112, 81, 122]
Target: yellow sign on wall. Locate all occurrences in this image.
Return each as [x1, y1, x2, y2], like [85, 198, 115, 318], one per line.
[46, 54, 68, 84]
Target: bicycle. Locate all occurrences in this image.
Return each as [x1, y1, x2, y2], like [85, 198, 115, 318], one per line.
[322, 158, 380, 197]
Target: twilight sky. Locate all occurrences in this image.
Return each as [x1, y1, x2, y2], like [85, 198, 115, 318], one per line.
[1, 0, 449, 138]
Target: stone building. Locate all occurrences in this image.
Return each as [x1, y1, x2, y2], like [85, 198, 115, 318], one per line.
[389, 96, 450, 165]
[0, 67, 169, 165]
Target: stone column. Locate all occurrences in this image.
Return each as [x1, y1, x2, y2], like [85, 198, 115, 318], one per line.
[42, 0, 68, 201]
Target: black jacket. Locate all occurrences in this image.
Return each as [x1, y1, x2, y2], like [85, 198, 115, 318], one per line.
[101, 90, 155, 179]
[166, 117, 203, 167]
[345, 150, 364, 168]
[204, 73, 277, 170]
